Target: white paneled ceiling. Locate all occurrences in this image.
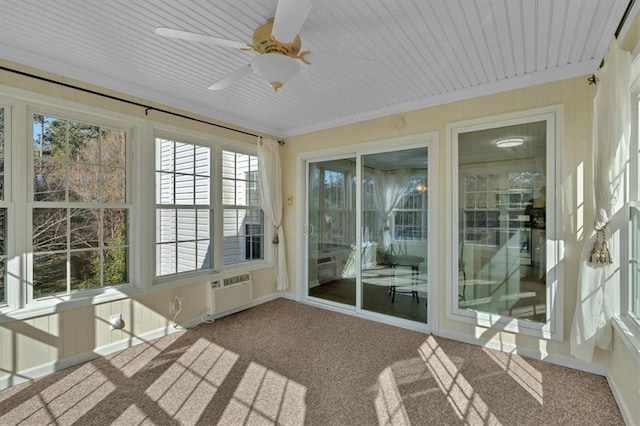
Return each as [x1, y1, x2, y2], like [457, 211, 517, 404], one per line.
[0, 0, 633, 137]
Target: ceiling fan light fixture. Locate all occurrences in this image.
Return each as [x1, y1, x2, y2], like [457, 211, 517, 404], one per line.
[251, 53, 301, 92]
[495, 137, 525, 148]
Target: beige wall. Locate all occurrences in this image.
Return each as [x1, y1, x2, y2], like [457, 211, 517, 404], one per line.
[608, 331, 640, 424]
[281, 60, 638, 422]
[282, 76, 593, 356]
[1, 267, 275, 387]
[0, 61, 279, 386]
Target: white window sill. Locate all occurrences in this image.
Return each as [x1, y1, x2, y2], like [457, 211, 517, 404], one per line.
[0, 284, 140, 324]
[612, 315, 640, 365]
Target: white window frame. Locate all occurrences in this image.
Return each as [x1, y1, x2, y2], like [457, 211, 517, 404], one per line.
[152, 126, 270, 286]
[446, 106, 563, 340]
[0, 103, 12, 309]
[0, 86, 141, 319]
[613, 54, 640, 360]
[221, 149, 264, 266]
[218, 141, 269, 272]
[26, 108, 134, 304]
[315, 161, 356, 247]
[154, 134, 214, 279]
[392, 177, 428, 242]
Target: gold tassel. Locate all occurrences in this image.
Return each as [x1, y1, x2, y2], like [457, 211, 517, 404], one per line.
[589, 223, 613, 265]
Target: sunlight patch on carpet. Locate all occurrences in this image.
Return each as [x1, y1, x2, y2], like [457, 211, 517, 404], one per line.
[106, 331, 182, 378]
[482, 348, 543, 404]
[219, 361, 307, 425]
[111, 403, 147, 425]
[375, 366, 411, 425]
[0, 364, 115, 425]
[419, 336, 501, 425]
[145, 338, 238, 424]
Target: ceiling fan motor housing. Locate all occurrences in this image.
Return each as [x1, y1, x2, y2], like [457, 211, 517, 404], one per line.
[252, 18, 303, 57]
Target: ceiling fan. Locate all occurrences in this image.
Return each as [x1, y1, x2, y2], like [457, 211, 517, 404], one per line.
[154, 0, 376, 94]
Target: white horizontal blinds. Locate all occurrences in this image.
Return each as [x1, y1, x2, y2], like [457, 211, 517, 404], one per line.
[155, 138, 211, 277]
[31, 114, 129, 298]
[222, 150, 263, 265]
[0, 107, 5, 304]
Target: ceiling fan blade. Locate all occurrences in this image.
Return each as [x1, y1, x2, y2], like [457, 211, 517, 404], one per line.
[271, 0, 313, 43]
[305, 51, 381, 73]
[154, 27, 247, 49]
[208, 65, 253, 91]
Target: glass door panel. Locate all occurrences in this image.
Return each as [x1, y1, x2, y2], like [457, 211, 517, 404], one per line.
[458, 122, 547, 322]
[361, 148, 428, 322]
[307, 158, 356, 306]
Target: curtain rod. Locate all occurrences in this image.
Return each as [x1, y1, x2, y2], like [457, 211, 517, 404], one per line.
[0, 65, 285, 144]
[588, 0, 636, 85]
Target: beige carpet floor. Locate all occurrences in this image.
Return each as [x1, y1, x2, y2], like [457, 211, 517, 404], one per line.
[0, 298, 623, 425]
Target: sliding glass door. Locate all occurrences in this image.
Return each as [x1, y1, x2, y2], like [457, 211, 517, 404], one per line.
[303, 142, 431, 327]
[361, 148, 428, 322]
[307, 158, 357, 306]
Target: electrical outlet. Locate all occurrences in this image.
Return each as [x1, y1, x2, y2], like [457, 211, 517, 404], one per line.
[169, 296, 181, 315]
[110, 313, 124, 330]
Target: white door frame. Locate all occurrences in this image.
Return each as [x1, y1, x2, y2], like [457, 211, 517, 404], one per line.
[296, 132, 439, 333]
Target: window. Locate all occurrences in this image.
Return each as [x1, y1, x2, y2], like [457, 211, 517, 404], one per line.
[393, 178, 428, 241]
[628, 94, 640, 322]
[31, 114, 129, 298]
[222, 150, 263, 265]
[462, 171, 543, 249]
[0, 107, 6, 305]
[155, 138, 212, 276]
[448, 108, 561, 339]
[362, 176, 379, 241]
[631, 204, 640, 318]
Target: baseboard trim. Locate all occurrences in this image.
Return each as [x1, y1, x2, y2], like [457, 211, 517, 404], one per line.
[278, 291, 298, 301]
[0, 317, 198, 390]
[0, 293, 286, 391]
[605, 370, 636, 426]
[435, 328, 607, 376]
[206, 292, 283, 320]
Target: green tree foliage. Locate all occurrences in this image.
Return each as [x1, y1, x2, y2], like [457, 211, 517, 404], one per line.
[33, 114, 99, 160]
[31, 114, 127, 296]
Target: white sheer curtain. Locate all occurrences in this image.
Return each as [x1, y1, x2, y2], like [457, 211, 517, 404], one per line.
[373, 168, 410, 253]
[570, 38, 630, 362]
[258, 137, 289, 291]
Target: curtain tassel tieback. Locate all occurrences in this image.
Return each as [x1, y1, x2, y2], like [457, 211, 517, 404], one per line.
[589, 222, 613, 265]
[272, 225, 280, 244]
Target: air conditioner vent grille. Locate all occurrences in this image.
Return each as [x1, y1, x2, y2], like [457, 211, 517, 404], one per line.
[224, 273, 251, 287]
[207, 273, 253, 315]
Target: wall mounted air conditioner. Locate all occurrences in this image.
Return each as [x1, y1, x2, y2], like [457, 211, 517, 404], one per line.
[206, 272, 253, 315]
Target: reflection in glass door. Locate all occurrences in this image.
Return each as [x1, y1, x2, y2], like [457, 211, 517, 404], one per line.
[457, 121, 547, 322]
[361, 148, 428, 322]
[307, 158, 357, 306]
